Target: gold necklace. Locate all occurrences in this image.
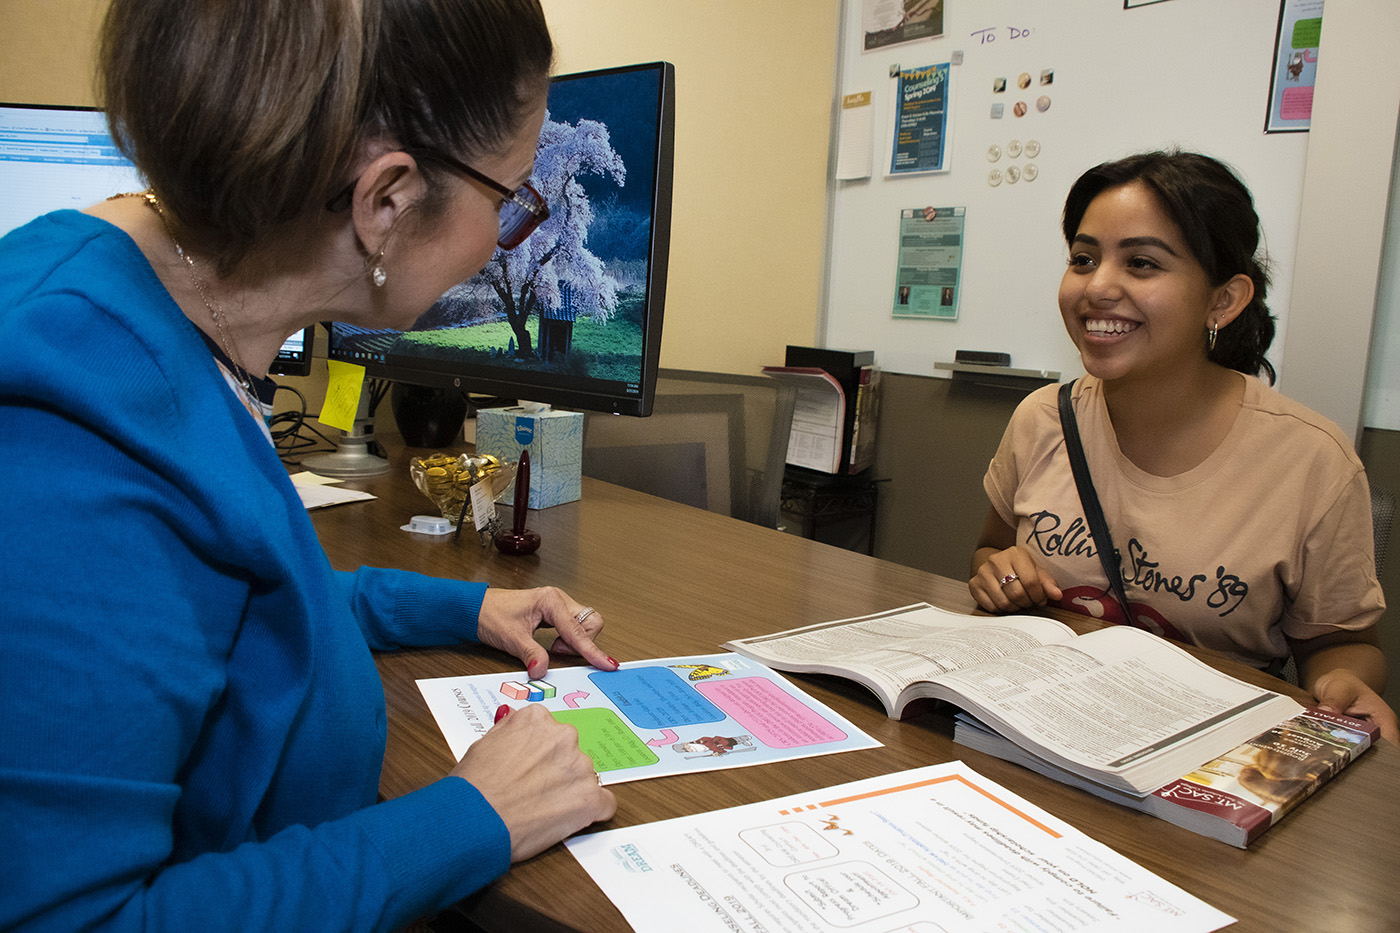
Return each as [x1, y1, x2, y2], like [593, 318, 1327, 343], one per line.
[112, 190, 258, 398]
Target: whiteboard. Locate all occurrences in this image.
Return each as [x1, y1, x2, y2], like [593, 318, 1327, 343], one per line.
[824, 0, 1310, 382]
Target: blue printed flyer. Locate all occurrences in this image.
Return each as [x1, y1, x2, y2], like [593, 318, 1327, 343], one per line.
[890, 62, 951, 175]
[417, 653, 882, 784]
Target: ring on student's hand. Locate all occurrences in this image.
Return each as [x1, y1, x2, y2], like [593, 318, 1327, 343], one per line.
[575, 607, 596, 624]
[999, 573, 1019, 587]
[594, 770, 603, 786]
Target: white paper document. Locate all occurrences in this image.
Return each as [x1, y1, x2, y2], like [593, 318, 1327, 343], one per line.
[566, 761, 1234, 933]
[290, 471, 377, 510]
[835, 90, 874, 180]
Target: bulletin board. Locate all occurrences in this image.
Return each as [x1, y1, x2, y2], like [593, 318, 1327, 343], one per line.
[823, 0, 1313, 382]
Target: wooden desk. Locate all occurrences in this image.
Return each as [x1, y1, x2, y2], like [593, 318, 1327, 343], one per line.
[311, 444, 1400, 933]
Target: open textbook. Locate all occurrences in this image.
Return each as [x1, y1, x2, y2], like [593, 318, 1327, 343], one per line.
[724, 603, 1302, 796]
[955, 706, 1379, 847]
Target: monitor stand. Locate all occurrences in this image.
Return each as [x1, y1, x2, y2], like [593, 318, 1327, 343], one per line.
[303, 386, 392, 477]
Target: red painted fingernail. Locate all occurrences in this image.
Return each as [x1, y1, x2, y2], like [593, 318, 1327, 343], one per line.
[526, 659, 541, 676]
[494, 704, 511, 724]
[606, 656, 619, 668]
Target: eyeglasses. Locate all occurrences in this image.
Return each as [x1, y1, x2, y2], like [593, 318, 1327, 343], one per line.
[326, 150, 550, 250]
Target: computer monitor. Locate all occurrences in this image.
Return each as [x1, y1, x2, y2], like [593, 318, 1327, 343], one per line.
[326, 61, 675, 417]
[0, 103, 142, 237]
[270, 327, 314, 377]
[0, 102, 313, 373]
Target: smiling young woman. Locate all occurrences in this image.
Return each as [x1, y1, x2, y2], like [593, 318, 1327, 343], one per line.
[968, 150, 1396, 745]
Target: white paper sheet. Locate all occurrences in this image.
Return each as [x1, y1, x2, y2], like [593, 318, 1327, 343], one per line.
[567, 761, 1234, 933]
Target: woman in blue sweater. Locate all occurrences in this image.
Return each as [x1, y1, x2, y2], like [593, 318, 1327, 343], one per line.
[0, 1, 619, 929]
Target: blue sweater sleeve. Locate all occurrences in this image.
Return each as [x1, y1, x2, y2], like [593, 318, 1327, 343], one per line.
[3, 774, 510, 931]
[344, 566, 489, 651]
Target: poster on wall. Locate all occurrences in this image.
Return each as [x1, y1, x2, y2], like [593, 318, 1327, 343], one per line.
[862, 0, 944, 51]
[889, 62, 951, 175]
[1266, 0, 1323, 132]
[835, 91, 875, 180]
[893, 205, 964, 320]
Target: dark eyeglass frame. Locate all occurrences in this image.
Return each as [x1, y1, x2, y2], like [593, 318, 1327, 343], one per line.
[325, 149, 550, 250]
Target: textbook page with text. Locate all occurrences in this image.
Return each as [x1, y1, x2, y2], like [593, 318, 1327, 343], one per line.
[726, 603, 1301, 794]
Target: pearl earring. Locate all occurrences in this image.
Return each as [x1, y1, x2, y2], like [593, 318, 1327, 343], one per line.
[370, 249, 387, 288]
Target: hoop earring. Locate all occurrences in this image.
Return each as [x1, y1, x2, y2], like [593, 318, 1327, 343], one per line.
[370, 249, 387, 288]
[1208, 322, 1218, 352]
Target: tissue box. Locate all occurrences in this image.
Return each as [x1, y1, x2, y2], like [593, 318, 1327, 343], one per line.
[474, 407, 583, 508]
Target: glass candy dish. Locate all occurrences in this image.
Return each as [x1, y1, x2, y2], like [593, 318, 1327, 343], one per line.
[409, 453, 517, 526]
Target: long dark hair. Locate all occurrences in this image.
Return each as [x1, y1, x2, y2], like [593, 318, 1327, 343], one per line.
[100, 0, 553, 274]
[1062, 150, 1276, 384]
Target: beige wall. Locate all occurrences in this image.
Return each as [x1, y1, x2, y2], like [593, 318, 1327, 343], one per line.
[540, 1, 837, 374]
[0, 0, 839, 378]
[0, 0, 107, 104]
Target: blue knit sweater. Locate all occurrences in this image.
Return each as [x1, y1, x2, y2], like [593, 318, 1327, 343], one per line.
[0, 212, 510, 931]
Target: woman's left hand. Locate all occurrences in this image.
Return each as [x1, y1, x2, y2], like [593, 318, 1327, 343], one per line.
[476, 586, 618, 678]
[1311, 668, 1399, 744]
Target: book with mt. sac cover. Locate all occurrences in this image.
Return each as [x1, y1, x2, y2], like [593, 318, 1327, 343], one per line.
[955, 706, 1379, 847]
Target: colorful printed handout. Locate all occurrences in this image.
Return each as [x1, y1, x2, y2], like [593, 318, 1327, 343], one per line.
[416, 653, 882, 784]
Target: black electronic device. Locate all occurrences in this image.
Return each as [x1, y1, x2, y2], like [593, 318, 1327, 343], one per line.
[954, 350, 1012, 367]
[269, 327, 315, 377]
[325, 61, 676, 417]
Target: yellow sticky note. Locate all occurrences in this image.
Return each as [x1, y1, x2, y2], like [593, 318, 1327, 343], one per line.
[319, 359, 366, 432]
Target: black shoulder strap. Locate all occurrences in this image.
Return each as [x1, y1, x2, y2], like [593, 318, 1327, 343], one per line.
[1057, 381, 1133, 617]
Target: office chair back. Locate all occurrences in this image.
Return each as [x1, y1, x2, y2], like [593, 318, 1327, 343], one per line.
[582, 368, 797, 528]
[1372, 482, 1394, 576]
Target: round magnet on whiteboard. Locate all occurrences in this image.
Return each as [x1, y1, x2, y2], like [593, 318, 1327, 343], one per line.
[1013, 101, 1027, 118]
[1037, 95, 1052, 113]
[988, 168, 1003, 187]
[1007, 139, 1023, 158]
[1025, 139, 1041, 158]
[987, 144, 1002, 162]
[1023, 163, 1039, 182]
[1006, 165, 1021, 184]
[1017, 72, 1032, 89]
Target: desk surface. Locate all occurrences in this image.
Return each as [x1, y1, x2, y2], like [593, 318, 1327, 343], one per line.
[310, 443, 1400, 933]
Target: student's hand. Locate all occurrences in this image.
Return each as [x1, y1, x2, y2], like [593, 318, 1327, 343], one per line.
[969, 546, 1063, 613]
[1310, 668, 1400, 744]
[450, 704, 616, 860]
[477, 586, 618, 678]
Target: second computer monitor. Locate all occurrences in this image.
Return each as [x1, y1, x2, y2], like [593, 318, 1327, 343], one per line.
[326, 61, 676, 417]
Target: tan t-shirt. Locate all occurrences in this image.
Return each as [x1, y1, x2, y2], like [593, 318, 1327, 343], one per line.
[983, 374, 1384, 669]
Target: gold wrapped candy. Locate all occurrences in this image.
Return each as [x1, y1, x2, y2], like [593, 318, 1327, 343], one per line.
[409, 453, 517, 525]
